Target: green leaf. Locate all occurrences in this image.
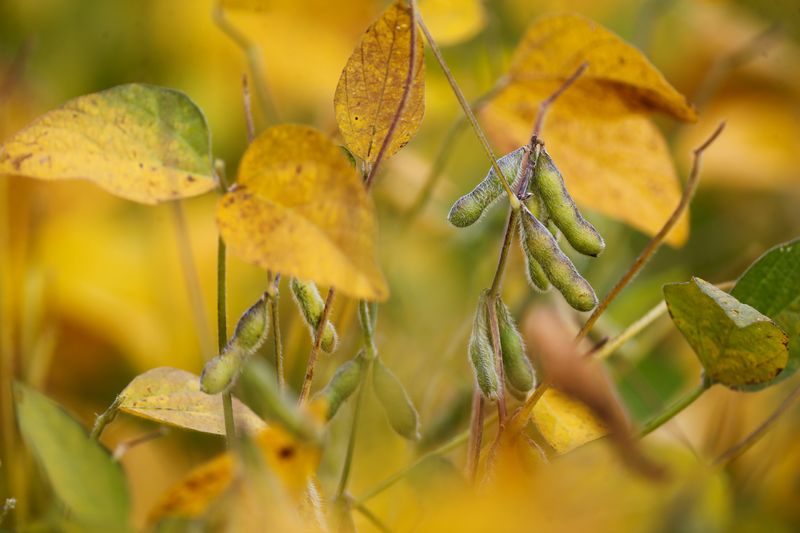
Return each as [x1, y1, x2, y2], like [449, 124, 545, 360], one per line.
[372, 357, 420, 440]
[0, 84, 216, 204]
[664, 277, 789, 391]
[13, 382, 130, 527]
[118, 367, 267, 435]
[731, 238, 800, 385]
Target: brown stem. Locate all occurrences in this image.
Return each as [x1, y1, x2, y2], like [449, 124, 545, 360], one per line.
[532, 62, 588, 139]
[363, 0, 419, 191]
[488, 210, 519, 297]
[575, 122, 726, 343]
[298, 287, 336, 404]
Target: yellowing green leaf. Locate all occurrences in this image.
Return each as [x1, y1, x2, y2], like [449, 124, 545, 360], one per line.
[419, 0, 486, 45]
[508, 14, 696, 121]
[118, 367, 266, 435]
[0, 84, 216, 204]
[14, 383, 130, 527]
[217, 124, 388, 301]
[664, 277, 789, 390]
[334, 0, 425, 163]
[481, 14, 698, 246]
[531, 388, 608, 454]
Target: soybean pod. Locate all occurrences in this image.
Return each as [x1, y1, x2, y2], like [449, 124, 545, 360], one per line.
[519, 207, 598, 312]
[521, 191, 551, 291]
[290, 278, 338, 353]
[468, 290, 499, 400]
[448, 147, 526, 228]
[372, 357, 420, 441]
[534, 148, 605, 257]
[495, 298, 535, 393]
[311, 352, 365, 421]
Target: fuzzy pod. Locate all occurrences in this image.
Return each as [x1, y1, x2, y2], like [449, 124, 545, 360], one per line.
[534, 149, 605, 257]
[468, 290, 499, 400]
[372, 357, 421, 440]
[200, 346, 246, 394]
[312, 352, 366, 421]
[290, 278, 338, 353]
[447, 147, 526, 228]
[519, 208, 598, 312]
[495, 298, 535, 393]
[521, 192, 551, 291]
[229, 293, 270, 354]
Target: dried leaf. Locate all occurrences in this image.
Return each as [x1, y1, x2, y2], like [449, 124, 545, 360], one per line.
[14, 383, 130, 527]
[217, 124, 388, 301]
[419, 0, 486, 45]
[118, 367, 267, 435]
[334, 0, 425, 163]
[664, 277, 789, 390]
[532, 388, 607, 454]
[0, 84, 216, 204]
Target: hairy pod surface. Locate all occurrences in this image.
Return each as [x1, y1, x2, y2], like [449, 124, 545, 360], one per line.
[447, 147, 526, 227]
[534, 148, 605, 257]
[290, 278, 338, 353]
[372, 357, 420, 440]
[495, 298, 535, 393]
[519, 209, 598, 312]
[312, 352, 366, 421]
[200, 346, 245, 394]
[468, 290, 499, 400]
[230, 293, 270, 353]
[522, 192, 552, 291]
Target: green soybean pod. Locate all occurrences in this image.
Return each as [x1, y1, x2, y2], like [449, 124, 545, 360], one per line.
[312, 352, 365, 421]
[447, 147, 526, 228]
[372, 357, 420, 440]
[290, 278, 338, 353]
[230, 293, 270, 354]
[468, 290, 499, 400]
[200, 346, 246, 394]
[519, 208, 598, 312]
[521, 192, 551, 291]
[495, 298, 535, 393]
[534, 148, 605, 257]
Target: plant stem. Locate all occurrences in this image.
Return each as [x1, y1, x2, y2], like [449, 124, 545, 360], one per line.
[269, 276, 284, 390]
[575, 122, 726, 344]
[217, 236, 236, 445]
[531, 62, 588, 139]
[298, 288, 336, 404]
[349, 497, 392, 533]
[488, 210, 518, 297]
[90, 397, 121, 441]
[638, 377, 710, 437]
[414, 3, 519, 210]
[465, 388, 484, 482]
[335, 360, 371, 498]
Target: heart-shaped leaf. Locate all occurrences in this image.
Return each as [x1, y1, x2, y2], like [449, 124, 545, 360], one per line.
[664, 277, 789, 390]
[118, 367, 266, 435]
[217, 124, 388, 301]
[0, 84, 216, 204]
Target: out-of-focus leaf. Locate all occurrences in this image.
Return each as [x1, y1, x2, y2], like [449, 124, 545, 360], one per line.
[664, 277, 789, 390]
[14, 383, 130, 527]
[148, 426, 319, 524]
[372, 357, 421, 440]
[731, 238, 800, 383]
[217, 124, 388, 301]
[117, 367, 266, 435]
[334, 0, 425, 163]
[482, 14, 697, 246]
[0, 84, 216, 204]
[419, 0, 486, 45]
[532, 388, 608, 454]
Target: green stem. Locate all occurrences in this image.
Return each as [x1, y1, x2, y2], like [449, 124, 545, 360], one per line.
[90, 397, 121, 441]
[414, 4, 519, 210]
[638, 378, 710, 438]
[298, 288, 336, 404]
[335, 360, 371, 499]
[349, 497, 392, 533]
[488, 210, 518, 297]
[217, 236, 236, 445]
[269, 276, 284, 390]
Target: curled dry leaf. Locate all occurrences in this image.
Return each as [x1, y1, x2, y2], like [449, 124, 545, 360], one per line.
[0, 84, 216, 204]
[217, 124, 388, 301]
[334, 0, 425, 163]
[118, 367, 267, 435]
[481, 14, 698, 246]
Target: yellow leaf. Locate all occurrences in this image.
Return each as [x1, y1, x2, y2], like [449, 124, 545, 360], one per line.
[482, 81, 689, 245]
[532, 388, 607, 454]
[0, 84, 216, 204]
[148, 425, 320, 524]
[217, 124, 388, 301]
[118, 367, 267, 435]
[508, 14, 696, 121]
[419, 0, 486, 46]
[334, 0, 425, 163]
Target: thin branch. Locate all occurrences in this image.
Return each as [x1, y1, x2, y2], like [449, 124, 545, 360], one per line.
[112, 427, 169, 462]
[363, 0, 419, 191]
[335, 362, 370, 498]
[714, 382, 800, 466]
[90, 397, 121, 441]
[414, 2, 519, 210]
[488, 210, 519, 297]
[575, 122, 726, 343]
[242, 73, 256, 143]
[532, 62, 588, 139]
[347, 495, 393, 533]
[298, 288, 336, 404]
[637, 377, 710, 437]
[269, 277, 285, 390]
